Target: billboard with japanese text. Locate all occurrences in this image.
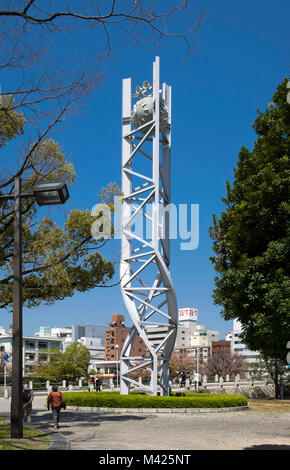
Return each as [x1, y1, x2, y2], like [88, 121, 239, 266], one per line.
[178, 308, 198, 322]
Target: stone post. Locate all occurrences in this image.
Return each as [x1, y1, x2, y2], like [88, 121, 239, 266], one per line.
[219, 376, 223, 388]
[226, 374, 229, 382]
[78, 379, 82, 389]
[29, 381, 33, 390]
[62, 380, 66, 389]
[215, 374, 219, 383]
[46, 380, 50, 390]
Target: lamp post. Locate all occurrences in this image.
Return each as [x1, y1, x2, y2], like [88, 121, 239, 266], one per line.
[115, 344, 119, 389]
[0, 177, 69, 438]
[196, 347, 200, 391]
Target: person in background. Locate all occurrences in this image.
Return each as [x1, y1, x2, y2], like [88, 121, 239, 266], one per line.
[47, 385, 66, 430]
[95, 377, 101, 391]
[180, 371, 186, 388]
[88, 377, 94, 391]
[22, 383, 34, 424]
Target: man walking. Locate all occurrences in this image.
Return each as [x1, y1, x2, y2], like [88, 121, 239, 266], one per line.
[22, 383, 34, 424]
[47, 385, 66, 430]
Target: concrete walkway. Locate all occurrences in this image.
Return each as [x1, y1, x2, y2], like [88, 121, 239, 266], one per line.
[1, 394, 289, 450]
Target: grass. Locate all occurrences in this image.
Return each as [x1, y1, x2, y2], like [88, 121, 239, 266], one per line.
[62, 391, 248, 409]
[0, 421, 51, 450]
[248, 399, 290, 413]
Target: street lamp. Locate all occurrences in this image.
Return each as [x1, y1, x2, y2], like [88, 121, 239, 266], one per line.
[115, 344, 119, 389]
[195, 347, 200, 391]
[0, 177, 69, 438]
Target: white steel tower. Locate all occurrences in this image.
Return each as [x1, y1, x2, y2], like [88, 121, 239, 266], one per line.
[120, 57, 177, 396]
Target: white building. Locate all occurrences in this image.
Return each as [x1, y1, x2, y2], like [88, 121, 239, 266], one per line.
[146, 325, 170, 347]
[78, 337, 105, 368]
[35, 326, 72, 339]
[0, 326, 63, 375]
[174, 309, 219, 363]
[35, 325, 106, 361]
[175, 308, 197, 349]
[226, 320, 261, 370]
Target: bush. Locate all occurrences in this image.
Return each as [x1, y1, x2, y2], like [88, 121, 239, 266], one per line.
[62, 391, 248, 409]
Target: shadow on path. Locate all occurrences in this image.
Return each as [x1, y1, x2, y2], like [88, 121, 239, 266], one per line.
[243, 444, 290, 450]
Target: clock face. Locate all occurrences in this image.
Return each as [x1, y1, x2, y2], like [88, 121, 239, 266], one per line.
[132, 96, 169, 134]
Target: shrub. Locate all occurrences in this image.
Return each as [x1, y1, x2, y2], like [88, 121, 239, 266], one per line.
[62, 391, 248, 409]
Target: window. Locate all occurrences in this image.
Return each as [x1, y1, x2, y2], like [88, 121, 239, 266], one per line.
[25, 353, 35, 361]
[38, 342, 48, 349]
[25, 341, 35, 349]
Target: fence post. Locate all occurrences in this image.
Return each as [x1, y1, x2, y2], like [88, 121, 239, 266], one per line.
[226, 374, 229, 382]
[215, 374, 219, 383]
[46, 380, 50, 390]
[78, 379, 82, 389]
[219, 376, 223, 388]
[62, 380, 66, 389]
[29, 381, 33, 390]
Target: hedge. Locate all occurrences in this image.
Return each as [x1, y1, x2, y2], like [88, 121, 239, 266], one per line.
[62, 391, 248, 409]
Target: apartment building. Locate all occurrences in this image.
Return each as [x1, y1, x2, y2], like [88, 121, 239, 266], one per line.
[211, 340, 231, 355]
[226, 320, 261, 366]
[105, 314, 147, 360]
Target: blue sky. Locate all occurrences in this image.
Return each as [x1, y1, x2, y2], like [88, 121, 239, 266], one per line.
[1, 0, 289, 338]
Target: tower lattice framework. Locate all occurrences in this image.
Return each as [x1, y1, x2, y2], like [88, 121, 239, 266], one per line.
[120, 57, 177, 396]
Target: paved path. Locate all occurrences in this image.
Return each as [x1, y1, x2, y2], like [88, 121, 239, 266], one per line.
[1, 395, 289, 450]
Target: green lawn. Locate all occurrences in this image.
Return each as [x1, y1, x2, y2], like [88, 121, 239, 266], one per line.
[0, 422, 51, 450]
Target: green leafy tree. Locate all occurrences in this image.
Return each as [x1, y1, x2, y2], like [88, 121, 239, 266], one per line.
[209, 78, 290, 397]
[31, 342, 91, 383]
[0, 131, 117, 309]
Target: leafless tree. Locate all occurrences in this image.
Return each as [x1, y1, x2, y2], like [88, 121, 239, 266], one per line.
[202, 352, 249, 381]
[0, 1, 203, 308]
[0, 0, 203, 186]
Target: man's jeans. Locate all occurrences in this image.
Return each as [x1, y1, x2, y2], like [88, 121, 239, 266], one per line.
[51, 406, 61, 425]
